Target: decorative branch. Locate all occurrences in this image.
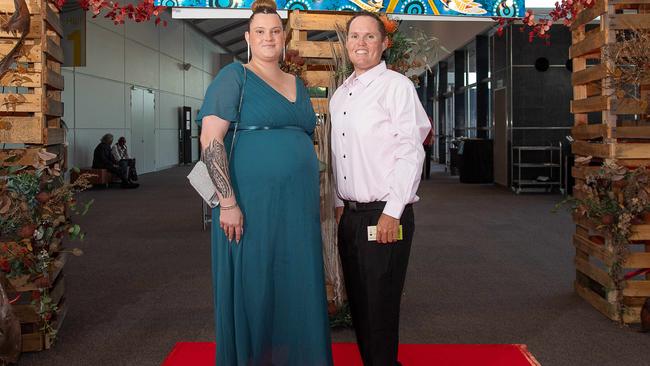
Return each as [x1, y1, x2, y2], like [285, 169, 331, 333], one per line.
[68, 0, 168, 26]
[494, 0, 596, 43]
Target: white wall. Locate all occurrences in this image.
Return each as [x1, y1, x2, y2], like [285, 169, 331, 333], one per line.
[63, 12, 225, 172]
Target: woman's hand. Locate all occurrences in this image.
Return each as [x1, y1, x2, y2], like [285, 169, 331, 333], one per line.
[220, 205, 244, 243]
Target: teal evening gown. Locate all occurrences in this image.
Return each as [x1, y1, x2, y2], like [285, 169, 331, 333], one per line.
[197, 63, 333, 366]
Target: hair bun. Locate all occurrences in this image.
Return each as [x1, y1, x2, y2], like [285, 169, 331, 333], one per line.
[251, 0, 277, 12]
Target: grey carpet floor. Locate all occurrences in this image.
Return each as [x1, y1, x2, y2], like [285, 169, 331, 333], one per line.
[17, 166, 649, 366]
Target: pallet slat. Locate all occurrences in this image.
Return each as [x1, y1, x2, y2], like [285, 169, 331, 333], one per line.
[571, 0, 607, 30]
[45, 68, 63, 90]
[572, 124, 608, 140]
[0, 41, 42, 63]
[0, 69, 40, 88]
[311, 97, 328, 113]
[289, 12, 352, 31]
[289, 40, 341, 59]
[576, 256, 615, 288]
[45, 37, 63, 63]
[303, 70, 333, 87]
[609, 14, 650, 30]
[572, 64, 607, 86]
[571, 95, 608, 113]
[45, 4, 63, 37]
[572, 140, 612, 158]
[45, 97, 63, 117]
[43, 127, 64, 145]
[569, 29, 606, 59]
[0, 15, 42, 39]
[0, 116, 43, 143]
[612, 99, 650, 115]
[0, 93, 41, 113]
[622, 280, 650, 297]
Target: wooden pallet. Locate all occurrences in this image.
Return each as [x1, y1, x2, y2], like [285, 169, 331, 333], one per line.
[0, 0, 64, 145]
[573, 217, 650, 323]
[286, 11, 354, 114]
[3, 247, 67, 352]
[570, 0, 650, 323]
[286, 11, 351, 62]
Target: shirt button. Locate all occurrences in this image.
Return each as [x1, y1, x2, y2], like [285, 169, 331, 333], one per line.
[343, 112, 346, 115]
[342, 133, 345, 136]
[344, 176, 347, 180]
[343, 154, 346, 158]
[349, 93, 352, 96]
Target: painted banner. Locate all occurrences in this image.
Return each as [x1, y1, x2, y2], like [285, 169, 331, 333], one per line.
[158, 0, 524, 18]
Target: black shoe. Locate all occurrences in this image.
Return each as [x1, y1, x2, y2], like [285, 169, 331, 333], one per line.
[121, 182, 139, 189]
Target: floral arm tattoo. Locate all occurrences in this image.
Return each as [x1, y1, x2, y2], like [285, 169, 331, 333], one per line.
[202, 139, 234, 199]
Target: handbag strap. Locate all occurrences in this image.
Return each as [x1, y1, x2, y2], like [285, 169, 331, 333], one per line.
[229, 64, 247, 162]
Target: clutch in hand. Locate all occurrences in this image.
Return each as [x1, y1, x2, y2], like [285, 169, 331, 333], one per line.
[187, 160, 219, 208]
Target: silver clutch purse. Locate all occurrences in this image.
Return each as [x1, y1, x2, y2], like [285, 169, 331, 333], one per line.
[187, 161, 220, 208]
[188, 65, 246, 209]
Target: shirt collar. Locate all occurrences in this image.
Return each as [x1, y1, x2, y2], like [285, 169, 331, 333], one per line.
[343, 61, 387, 89]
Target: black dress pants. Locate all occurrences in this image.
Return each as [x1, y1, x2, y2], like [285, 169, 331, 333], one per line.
[338, 203, 414, 366]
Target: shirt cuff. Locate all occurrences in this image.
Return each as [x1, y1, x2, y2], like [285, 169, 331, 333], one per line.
[334, 194, 344, 208]
[383, 200, 405, 219]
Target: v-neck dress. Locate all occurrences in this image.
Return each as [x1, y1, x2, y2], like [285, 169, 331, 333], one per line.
[197, 62, 333, 366]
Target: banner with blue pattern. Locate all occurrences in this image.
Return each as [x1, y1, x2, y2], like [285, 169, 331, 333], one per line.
[159, 0, 524, 18]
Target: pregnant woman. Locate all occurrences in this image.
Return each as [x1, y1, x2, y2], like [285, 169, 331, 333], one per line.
[196, 0, 333, 365]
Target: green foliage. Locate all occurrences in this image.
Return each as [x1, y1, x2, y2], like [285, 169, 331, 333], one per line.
[329, 302, 353, 329]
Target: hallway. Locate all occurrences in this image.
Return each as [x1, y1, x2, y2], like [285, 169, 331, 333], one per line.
[17, 167, 649, 366]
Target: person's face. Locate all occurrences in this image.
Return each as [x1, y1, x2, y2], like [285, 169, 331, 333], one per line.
[245, 14, 284, 63]
[107, 138, 113, 145]
[119, 138, 126, 145]
[346, 16, 387, 75]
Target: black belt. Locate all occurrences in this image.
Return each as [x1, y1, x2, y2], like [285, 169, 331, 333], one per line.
[344, 200, 413, 212]
[344, 200, 387, 212]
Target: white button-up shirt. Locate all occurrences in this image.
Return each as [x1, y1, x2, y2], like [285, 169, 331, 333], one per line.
[330, 61, 431, 219]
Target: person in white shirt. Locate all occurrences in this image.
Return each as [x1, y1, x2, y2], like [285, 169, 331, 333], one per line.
[330, 12, 431, 366]
[111, 137, 138, 182]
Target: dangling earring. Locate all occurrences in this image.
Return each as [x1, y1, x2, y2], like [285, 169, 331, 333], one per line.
[283, 46, 286, 62]
[247, 42, 251, 63]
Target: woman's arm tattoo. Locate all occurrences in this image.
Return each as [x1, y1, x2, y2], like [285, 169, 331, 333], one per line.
[202, 139, 234, 199]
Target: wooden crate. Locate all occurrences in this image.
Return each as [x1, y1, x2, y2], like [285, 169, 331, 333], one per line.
[0, 0, 64, 145]
[570, 0, 650, 323]
[13, 274, 67, 352]
[286, 11, 351, 62]
[573, 217, 650, 323]
[286, 11, 354, 114]
[2, 246, 68, 352]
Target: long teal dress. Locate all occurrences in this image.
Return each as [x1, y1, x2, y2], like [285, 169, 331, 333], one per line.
[197, 63, 333, 366]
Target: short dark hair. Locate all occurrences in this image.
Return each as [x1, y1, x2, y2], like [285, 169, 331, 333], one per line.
[345, 12, 387, 40]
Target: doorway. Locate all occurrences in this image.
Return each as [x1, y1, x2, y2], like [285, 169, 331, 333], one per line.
[130, 86, 156, 174]
[493, 88, 508, 186]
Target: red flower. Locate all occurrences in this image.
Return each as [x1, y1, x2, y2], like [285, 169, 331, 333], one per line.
[0, 259, 10, 273]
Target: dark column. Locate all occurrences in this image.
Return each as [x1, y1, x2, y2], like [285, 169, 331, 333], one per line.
[437, 62, 447, 163]
[454, 50, 466, 138]
[476, 35, 489, 139]
[426, 69, 435, 118]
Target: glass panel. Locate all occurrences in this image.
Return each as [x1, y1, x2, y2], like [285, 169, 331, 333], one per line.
[467, 86, 477, 138]
[466, 40, 477, 85]
[446, 56, 455, 93]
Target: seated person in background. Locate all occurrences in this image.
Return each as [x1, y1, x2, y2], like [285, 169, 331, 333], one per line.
[92, 134, 139, 189]
[111, 137, 138, 182]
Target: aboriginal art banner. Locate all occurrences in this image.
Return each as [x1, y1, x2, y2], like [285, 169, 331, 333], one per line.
[158, 0, 524, 18]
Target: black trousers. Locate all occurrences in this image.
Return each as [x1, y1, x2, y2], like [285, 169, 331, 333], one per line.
[338, 203, 414, 366]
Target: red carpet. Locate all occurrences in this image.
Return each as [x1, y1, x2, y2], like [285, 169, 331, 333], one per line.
[162, 342, 541, 366]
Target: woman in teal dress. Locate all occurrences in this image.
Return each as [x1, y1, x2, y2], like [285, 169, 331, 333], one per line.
[196, 1, 333, 365]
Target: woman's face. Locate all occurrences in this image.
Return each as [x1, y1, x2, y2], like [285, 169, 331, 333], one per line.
[346, 16, 387, 75]
[245, 13, 284, 63]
